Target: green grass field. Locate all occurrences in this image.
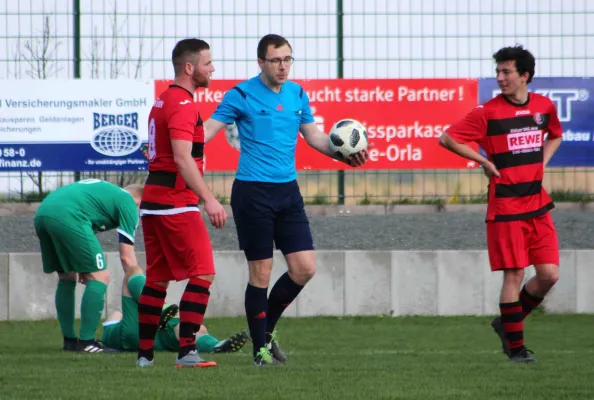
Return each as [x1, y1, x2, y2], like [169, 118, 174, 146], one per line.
[1, 314, 593, 399]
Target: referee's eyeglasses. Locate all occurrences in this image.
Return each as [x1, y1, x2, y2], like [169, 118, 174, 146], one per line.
[263, 56, 294, 66]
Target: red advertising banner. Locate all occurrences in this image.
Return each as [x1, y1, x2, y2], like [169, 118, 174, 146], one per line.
[154, 78, 478, 171]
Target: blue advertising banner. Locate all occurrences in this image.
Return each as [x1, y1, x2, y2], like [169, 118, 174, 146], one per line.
[0, 79, 153, 171]
[0, 143, 147, 171]
[478, 77, 594, 167]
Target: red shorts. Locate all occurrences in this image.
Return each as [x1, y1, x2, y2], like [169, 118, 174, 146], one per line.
[142, 211, 215, 282]
[486, 212, 559, 271]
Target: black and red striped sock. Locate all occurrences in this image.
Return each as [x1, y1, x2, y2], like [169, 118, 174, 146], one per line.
[178, 277, 211, 358]
[500, 301, 524, 354]
[519, 285, 544, 319]
[137, 282, 167, 361]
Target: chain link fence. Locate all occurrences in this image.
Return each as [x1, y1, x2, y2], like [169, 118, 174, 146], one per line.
[1, 0, 593, 204]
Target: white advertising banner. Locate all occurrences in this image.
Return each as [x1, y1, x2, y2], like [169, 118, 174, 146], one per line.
[0, 79, 154, 171]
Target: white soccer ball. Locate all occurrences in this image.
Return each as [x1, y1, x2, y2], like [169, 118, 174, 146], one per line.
[225, 122, 240, 150]
[328, 119, 368, 159]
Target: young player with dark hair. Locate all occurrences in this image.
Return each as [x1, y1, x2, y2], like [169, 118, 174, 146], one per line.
[439, 45, 563, 363]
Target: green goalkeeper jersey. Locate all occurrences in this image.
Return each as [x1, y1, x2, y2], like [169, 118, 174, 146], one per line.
[36, 179, 139, 242]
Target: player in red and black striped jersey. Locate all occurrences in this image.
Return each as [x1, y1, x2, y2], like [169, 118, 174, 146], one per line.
[136, 38, 228, 369]
[141, 85, 207, 211]
[439, 45, 563, 363]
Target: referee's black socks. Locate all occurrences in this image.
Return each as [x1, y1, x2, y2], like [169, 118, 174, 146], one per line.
[266, 272, 304, 335]
[245, 284, 268, 358]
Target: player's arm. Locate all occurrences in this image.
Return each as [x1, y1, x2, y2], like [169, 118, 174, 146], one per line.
[204, 119, 227, 143]
[117, 199, 141, 272]
[204, 89, 243, 143]
[543, 103, 563, 167]
[168, 106, 218, 203]
[439, 106, 500, 177]
[543, 136, 562, 167]
[297, 90, 337, 159]
[169, 107, 227, 228]
[171, 139, 218, 203]
[118, 240, 140, 271]
[438, 133, 490, 165]
[172, 139, 227, 229]
[299, 122, 336, 158]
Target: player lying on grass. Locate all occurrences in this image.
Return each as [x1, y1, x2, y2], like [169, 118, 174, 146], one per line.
[99, 266, 249, 354]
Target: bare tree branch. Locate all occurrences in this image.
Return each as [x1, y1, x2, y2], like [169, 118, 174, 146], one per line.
[22, 16, 63, 80]
[81, 3, 162, 185]
[8, 40, 22, 79]
[20, 15, 63, 198]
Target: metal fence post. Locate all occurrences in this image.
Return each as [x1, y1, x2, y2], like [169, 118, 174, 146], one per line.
[336, 0, 345, 205]
[73, 0, 81, 182]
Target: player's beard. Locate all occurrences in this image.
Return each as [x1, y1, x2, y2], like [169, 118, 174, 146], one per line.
[192, 70, 210, 89]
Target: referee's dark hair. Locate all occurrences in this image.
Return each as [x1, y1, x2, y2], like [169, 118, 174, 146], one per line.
[172, 38, 210, 75]
[493, 45, 536, 84]
[257, 34, 292, 60]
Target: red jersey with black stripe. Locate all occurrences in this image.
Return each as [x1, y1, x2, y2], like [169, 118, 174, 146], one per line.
[446, 93, 563, 222]
[140, 85, 205, 215]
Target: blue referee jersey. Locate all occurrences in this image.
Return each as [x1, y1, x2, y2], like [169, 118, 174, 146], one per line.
[211, 75, 315, 183]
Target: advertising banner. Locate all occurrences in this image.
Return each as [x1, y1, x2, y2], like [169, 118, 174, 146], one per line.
[155, 78, 479, 171]
[478, 77, 594, 167]
[3, 77, 590, 171]
[0, 80, 154, 171]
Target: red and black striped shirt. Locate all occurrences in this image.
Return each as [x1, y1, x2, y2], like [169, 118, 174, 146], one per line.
[140, 85, 206, 215]
[446, 93, 562, 222]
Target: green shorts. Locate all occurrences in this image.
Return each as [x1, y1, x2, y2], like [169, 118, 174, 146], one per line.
[155, 318, 180, 352]
[34, 215, 106, 274]
[101, 296, 140, 351]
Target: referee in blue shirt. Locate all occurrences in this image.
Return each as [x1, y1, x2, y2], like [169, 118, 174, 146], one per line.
[205, 34, 369, 366]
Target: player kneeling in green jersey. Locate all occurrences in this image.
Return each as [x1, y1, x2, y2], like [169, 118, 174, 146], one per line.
[34, 179, 144, 353]
[101, 267, 249, 354]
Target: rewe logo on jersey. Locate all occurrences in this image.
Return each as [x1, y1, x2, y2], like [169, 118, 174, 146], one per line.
[508, 131, 542, 151]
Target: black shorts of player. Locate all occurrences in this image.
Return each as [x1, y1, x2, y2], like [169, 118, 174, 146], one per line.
[230, 179, 314, 261]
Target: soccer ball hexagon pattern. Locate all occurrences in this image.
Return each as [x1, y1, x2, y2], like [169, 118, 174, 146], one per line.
[328, 119, 368, 159]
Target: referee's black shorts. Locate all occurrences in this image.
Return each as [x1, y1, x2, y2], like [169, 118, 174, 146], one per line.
[230, 179, 314, 261]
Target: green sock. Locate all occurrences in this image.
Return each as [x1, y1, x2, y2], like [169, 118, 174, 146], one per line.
[55, 279, 77, 339]
[197, 334, 220, 353]
[79, 280, 107, 341]
[127, 274, 146, 302]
